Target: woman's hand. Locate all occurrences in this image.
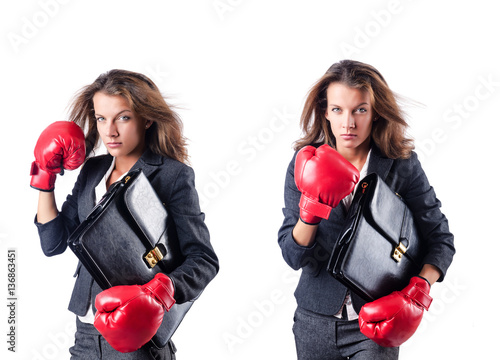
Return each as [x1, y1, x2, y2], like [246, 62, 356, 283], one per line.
[358, 276, 433, 347]
[294, 144, 359, 225]
[30, 121, 85, 191]
[32, 121, 85, 224]
[94, 273, 175, 353]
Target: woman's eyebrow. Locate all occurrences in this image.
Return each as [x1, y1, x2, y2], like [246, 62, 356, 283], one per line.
[327, 102, 369, 107]
[94, 109, 133, 117]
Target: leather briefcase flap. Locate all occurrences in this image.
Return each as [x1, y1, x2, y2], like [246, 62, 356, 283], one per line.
[124, 171, 181, 273]
[361, 174, 421, 264]
[327, 173, 424, 301]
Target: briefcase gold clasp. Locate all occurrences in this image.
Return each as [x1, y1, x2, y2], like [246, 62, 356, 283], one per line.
[145, 247, 164, 268]
[392, 242, 407, 263]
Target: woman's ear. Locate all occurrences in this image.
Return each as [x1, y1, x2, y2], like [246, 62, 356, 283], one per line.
[325, 110, 331, 122]
[145, 120, 152, 129]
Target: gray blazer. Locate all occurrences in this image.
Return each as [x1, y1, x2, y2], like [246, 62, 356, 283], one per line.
[278, 145, 455, 316]
[35, 149, 219, 316]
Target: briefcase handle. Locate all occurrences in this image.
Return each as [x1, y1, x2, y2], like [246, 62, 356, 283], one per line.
[86, 169, 142, 222]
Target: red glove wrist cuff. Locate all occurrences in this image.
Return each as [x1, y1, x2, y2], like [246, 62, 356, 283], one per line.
[144, 273, 175, 311]
[402, 277, 433, 310]
[30, 162, 56, 191]
[299, 194, 332, 222]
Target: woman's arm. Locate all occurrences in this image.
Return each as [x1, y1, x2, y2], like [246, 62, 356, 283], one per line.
[34, 160, 89, 256]
[419, 264, 441, 286]
[278, 154, 320, 270]
[403, 153, 455, 282]
[163, 165, 219, 304]
[292, 219, 318, 247]
[36, 191, 58, 224]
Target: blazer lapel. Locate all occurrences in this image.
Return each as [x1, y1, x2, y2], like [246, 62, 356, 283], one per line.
[129, 148, 164, 179]
[367, 145, 394, 182]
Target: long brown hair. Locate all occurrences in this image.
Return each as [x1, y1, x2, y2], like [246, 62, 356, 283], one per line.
[68, 69, 189, 164]
[294, 60, 414, 159]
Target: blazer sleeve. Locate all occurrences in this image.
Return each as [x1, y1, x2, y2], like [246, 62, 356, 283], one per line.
[277, 151, 319, 270]
[165, 165, 219, 304]
[34, 164, 89, 257]
[401, 153, 455, 282]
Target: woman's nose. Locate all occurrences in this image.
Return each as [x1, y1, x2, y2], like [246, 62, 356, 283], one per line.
[104, 121, 118, 137]
[342, 113, 355, 130]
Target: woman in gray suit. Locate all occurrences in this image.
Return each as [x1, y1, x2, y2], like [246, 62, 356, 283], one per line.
[278, 60, 455, 359]
[31, 70, 219, 359]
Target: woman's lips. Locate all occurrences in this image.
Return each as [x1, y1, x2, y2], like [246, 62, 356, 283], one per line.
[107, 142, 122, 148]
[340, 134, 357, 140]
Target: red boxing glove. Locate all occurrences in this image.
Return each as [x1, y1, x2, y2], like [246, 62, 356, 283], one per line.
[30, 121, 86, 191]
[94, 273, 176, 353]
[358, 276, 433, 347]
[294, 144, 359, 224]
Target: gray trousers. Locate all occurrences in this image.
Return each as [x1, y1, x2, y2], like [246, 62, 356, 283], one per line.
[292, 307, 399, 360]
[69, 318, 176, 360]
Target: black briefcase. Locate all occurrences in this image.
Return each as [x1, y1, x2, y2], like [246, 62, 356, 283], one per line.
[67, 168, 193, 349]
[327, 173, 424, 302]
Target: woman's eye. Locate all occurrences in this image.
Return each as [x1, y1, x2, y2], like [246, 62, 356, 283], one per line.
[95, 116, 105, 122]
[118, 116, 130, 121]
[356, 108, 367, 113]
[331, 107, 341, 113]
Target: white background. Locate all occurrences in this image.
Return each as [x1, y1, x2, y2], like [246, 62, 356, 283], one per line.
[0, 0, 498, 359]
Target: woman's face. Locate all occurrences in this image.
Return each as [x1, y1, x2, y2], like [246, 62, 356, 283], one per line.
[324, 82, 375, 155]
[93, 91, 148, 161]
